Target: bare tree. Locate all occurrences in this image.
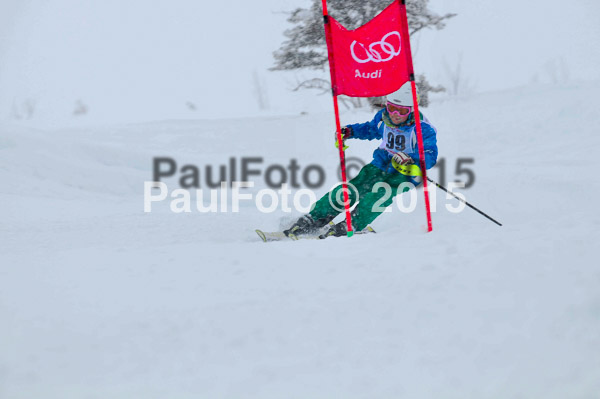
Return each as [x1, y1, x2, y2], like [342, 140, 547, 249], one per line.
[252, 70, 270, 111]
[289, 77, 364, 110]
[366, 74, 445, 109]
[10, 98, 37, 120]
[10, 101, 21, 120]
[541, 57, 570, 84]
[443, 53, 476, 96]
[271, 0, 455, 107]
[73, 100, 89, 116]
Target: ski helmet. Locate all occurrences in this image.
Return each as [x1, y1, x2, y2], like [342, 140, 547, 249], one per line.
[386, 82, 417, 107]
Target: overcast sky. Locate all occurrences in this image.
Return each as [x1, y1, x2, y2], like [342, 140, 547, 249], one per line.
[0, 0, 598, 125]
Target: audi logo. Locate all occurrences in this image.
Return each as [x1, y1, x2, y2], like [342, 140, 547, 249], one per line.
[350, 31, 402, 64]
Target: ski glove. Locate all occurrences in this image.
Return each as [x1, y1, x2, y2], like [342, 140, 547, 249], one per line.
[335, 127, 352, 150]
[392, 152, 414, 166]
[388, 152, 414, 174]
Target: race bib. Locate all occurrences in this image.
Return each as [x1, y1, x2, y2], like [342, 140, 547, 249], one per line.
[379, 125, 416, 155]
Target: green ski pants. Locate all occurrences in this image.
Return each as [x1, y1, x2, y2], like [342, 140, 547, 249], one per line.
[309, 164, 416, 231]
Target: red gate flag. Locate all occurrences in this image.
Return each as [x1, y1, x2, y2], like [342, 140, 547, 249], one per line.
[322, 0, 433, 234]
[325, 1, 412, 97]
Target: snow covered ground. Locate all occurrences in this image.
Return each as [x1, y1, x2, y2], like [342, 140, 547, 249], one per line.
[1, 82, 600, 398]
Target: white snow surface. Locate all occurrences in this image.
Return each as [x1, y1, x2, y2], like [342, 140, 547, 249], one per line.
[1, 83, 600, 398]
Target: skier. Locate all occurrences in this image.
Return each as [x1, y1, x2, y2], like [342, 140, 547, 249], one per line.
[284, 82, 438, 239]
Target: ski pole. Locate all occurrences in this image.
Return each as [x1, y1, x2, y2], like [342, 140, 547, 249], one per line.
[393, 162, 502, 227]
[425, 177, 502, 226]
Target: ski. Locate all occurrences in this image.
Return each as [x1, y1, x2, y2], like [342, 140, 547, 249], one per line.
[255, 225, 376, 243]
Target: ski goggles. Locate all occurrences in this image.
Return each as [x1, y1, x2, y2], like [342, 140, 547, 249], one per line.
[386, 102, 412, 116]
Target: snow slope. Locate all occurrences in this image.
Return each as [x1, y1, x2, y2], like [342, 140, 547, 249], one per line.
[1, 83, 600, 398]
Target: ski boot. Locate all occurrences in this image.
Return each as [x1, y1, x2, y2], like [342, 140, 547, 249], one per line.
[318, 221, 348, 239]
[283, 215, 330, 240]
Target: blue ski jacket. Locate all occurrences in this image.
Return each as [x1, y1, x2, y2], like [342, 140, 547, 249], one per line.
[346, 109, 438, 177]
